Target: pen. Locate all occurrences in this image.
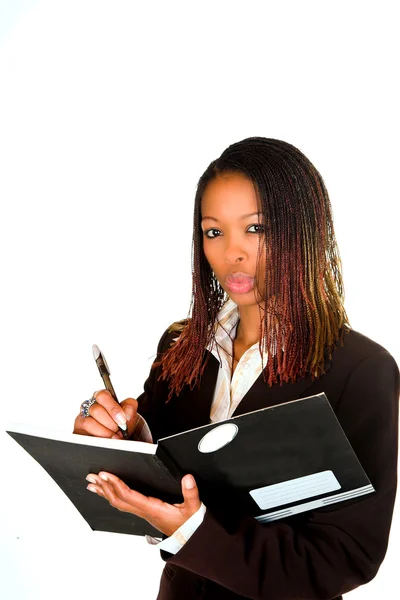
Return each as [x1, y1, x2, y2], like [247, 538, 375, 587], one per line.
[92, 344, 129, 439]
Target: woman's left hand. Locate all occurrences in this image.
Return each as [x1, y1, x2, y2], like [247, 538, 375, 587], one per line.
[85, 471, 201, 537]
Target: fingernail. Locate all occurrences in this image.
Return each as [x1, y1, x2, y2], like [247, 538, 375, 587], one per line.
[87, 484, 97, 493]
[115, 413, 127, 429]
[184, 475, 195, 489]
[124, 406, 134, 420]
[99, 473, 108, 481]
[86, 475, 97, 484]
[111, 434, 120, 439]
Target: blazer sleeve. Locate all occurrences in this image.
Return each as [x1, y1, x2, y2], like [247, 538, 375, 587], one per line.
[166, 349, 400, 600]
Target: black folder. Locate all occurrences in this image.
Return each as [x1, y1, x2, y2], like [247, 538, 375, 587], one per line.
[6, 392, 374, 537]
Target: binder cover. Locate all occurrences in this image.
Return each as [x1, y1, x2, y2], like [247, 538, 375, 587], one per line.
[7, 392, 374, 537]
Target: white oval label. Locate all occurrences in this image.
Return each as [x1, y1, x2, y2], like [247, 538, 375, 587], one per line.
[198, 423, 238, 453]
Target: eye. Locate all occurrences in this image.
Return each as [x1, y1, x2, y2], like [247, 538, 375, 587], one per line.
[247, 224, 265, 234]
[204, 228, 221, 239]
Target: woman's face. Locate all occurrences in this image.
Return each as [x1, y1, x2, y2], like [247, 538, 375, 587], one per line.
[201, 172, 266, 308]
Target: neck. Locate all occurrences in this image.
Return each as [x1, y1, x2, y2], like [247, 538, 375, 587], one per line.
[235, 304, 265, 346]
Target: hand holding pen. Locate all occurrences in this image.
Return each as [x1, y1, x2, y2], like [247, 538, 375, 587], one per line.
[73, 345, 152, 442]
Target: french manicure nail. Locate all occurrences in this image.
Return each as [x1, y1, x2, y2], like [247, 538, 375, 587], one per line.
[184, 475, 195, 489]
[86, 475, 97, 484]
[124, 406, 134, 420]
[115, 413, 127, 429]
[99, 473, 108, 481]
[87, 484, 97, 493]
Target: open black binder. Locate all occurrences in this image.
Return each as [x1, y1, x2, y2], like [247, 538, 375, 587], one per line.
[7, 392, 374, 537]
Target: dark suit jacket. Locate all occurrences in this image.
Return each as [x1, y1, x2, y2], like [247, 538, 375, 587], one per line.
[137, 326, 399, 600]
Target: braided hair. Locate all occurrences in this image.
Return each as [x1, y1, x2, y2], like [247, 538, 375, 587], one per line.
[153, 137, 350, 402]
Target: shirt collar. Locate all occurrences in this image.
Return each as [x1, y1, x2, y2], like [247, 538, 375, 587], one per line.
[207, 298, 268, 363]
[213, 298, 240, 339]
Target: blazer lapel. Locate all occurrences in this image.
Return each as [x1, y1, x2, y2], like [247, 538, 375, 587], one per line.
[232, 355, 333, 416]
[232, 372, 316, 416]
[168, 351, 333, 433]
[169, 352, 220, 433]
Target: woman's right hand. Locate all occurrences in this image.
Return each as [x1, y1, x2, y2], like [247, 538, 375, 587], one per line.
[73, 390, 143, 440]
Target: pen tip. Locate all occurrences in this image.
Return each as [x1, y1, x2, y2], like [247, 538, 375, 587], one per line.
[92, 344, 101, 360]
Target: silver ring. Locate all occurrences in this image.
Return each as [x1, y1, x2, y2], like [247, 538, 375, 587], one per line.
[81, 397, 97, 418]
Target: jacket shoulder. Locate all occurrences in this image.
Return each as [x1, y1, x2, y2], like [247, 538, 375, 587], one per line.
[334, 328, 398, 372]
[167, 318, 190, 334]
[154, 318, 190, 355]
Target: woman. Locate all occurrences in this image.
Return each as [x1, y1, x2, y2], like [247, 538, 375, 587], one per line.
[74, 137, 399, 599]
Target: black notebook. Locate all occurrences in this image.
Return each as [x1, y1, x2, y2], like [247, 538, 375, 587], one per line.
[6, 392, 374, 537]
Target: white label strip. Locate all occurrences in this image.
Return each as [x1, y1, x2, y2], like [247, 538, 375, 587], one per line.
[255, 484, 375, 522]
[249, 470, 341, 510]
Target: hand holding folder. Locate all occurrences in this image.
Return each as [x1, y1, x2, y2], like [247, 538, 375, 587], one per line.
[86, 469, 202, 537]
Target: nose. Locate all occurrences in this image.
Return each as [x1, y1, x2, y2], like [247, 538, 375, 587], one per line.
[223, 236, 246, 264]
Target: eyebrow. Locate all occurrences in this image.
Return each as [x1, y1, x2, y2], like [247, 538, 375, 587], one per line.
[201, 212, 263, 222]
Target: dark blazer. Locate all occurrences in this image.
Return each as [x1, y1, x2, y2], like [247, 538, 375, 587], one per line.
[137, 326, 399, 600]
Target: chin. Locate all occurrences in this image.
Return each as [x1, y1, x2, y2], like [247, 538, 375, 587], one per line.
[227, 292, 264, 307]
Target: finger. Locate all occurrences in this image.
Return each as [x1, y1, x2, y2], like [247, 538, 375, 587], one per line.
[85, 473, 102, 485]
[94, 390, 129, 431]
[89, 402, 120, 433]
[181, 475, 201, 513]
[91, 472, 148, 515]
[119, 399, 153, 443]
[86, 483, 106, 497]
[120, 398, 139, 437]
[86, 478, 119, 501]
[73, 415, 122, 438]
[86, 473, 108, 495]
[86, 483, 140, 514]
[97, 472, 150, 514]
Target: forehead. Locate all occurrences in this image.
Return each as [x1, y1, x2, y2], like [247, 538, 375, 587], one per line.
[201, 173, 260, 215]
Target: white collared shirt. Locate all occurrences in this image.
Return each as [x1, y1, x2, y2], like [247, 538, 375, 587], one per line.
[149, 298, 267, 554]
[207, 297, 268, 422]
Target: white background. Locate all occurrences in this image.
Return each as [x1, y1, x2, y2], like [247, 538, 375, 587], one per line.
[0, 1, 399, 598]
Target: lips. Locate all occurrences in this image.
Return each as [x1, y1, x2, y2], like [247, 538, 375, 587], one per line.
[226, 272, 254, 284]
[225, 272, 255, 294]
